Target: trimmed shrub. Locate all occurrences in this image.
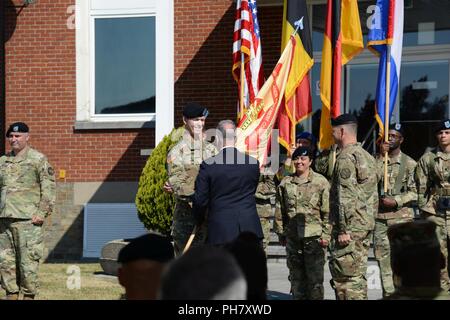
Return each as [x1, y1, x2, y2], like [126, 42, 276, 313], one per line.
[135, 127, 184, 234]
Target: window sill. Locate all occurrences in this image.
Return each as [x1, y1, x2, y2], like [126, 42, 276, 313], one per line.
[74, 121, 155, 130]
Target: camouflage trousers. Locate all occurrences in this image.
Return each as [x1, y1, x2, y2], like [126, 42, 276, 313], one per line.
[256, 202, 274, 254]
[329, 231, 372, 300]
[374, 218, 412, 298]
[0, 218, 44, 296]
[422, 213, 450, 291]
[171, 200, 206, 256]
[286, 236, 326, 300]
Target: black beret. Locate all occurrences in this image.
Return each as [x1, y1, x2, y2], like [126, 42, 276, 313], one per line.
[182, 102, 209, 119]
[331, 114, 358, 127]
[6, 122, 29, 137]
[388, 220, 439, 252]
[292, 146, 313, 160]
[388, 123, 404, 136]
[118, 233, 174, 264]
[435, 119, 450, 133]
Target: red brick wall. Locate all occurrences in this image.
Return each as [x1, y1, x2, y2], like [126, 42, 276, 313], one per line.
[4, 0, 154, 182]
[4, 0, 283, 182]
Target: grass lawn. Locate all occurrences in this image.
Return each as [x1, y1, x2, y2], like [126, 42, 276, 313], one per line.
[0, 263, 124, 300]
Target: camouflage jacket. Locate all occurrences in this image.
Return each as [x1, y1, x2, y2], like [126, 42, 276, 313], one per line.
[166, 131, 217, 201]
[314, 145, 340, 180]
[376, 151, 417, 219]
[330, 143, 377, 233]
[0, 146, 56, 219]
[415, 148, 450, 215]
[275, 170, 331, 241]
[255, 173, 277, 202]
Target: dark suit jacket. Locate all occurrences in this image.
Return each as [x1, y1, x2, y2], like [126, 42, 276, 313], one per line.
[192, 147, 263, 245]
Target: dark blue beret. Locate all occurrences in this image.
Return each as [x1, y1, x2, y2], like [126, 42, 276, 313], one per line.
[6, 122, 29, 137]
[118, 233, 174, 264]
[331, 114, 358, 127]
[183, 102, 209, 119]
[292, 146, 313, 160]
[296, 131, 316, 144]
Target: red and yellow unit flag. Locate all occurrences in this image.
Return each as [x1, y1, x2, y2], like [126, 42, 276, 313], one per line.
[319, 0, 364, 150]
[237, 37, 296, 166]
[278, 0, 314, 153]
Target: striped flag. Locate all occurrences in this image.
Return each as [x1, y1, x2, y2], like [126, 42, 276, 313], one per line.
[237, 37, 296, 167]
[319, 0, 363, 150]
[232, 0, 264, 123]
[368, 0, 404, 140]
[278, 0, 314, 153]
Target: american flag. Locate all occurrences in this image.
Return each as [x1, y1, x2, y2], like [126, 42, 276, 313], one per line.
[232, 0, 264, 122]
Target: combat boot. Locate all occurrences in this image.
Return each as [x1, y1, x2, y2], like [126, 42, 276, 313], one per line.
[23, 294, 35, 300]
[1, 293, 19, 300]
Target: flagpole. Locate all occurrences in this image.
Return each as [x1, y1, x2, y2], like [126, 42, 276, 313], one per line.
[383, 44, 391, 193]
[240, 53, 245, 120]
[290, 17, 304, 151]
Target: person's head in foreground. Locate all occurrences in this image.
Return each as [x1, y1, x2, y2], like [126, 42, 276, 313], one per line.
[117, 233, 174, 300]
[159, 246, 247, 300]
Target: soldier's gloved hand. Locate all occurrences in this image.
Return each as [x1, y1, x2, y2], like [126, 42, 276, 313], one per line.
[380, 196, 397, 210]
[163, 181, 173, 194]
[31, 215, 44, 226]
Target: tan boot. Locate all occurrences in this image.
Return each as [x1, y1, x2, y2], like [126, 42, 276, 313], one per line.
[1, 293, 19, 300]
[23, 294, 35, 300]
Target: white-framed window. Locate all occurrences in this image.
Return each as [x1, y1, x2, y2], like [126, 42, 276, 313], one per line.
[76, 0, 174, 144]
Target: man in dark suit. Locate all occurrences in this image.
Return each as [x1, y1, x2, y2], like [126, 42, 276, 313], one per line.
[192, 120, 264, 245]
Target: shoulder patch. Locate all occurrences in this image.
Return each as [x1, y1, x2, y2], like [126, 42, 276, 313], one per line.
[48, 167, 55, 176]
[340, 168, 351, 179]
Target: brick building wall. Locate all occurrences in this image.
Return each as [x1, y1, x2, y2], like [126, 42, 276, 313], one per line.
[2, 0, 284, 259]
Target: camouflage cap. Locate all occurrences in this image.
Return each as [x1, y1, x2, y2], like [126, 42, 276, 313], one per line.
[118, 233, 174, 264]
[388, 220, 439, 252]
[183, 102, 209, 119]
[6, 122, 29, 137]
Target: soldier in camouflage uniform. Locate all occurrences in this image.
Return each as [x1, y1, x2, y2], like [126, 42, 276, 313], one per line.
[0, 122, 56, 300]
[255, 170, 277, 253]
[375, 123, 417, 297]
[275, 146, 331, 300]
[414, 119, 450, 291]
[328, 114, 378, 300]
[385, 220, 450, 300]
[314, 144, 340, 181]
[165, 103, 217, 255]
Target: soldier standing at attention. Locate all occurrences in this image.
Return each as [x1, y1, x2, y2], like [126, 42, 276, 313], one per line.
[275, 146, 330, 300]
[255, 168, 277, 254]
[328, 114, 378, 300]
[375, 123, 417, 298]
[0, 122, 56, 300]
[415, 119, 450, 291]
[165, 103, 217, 255]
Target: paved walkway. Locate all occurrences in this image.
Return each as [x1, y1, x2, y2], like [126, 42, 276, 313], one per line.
[266, 258, 383, 300]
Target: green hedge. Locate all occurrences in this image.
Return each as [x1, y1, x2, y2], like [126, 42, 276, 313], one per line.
[135, 127, 184, 234]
